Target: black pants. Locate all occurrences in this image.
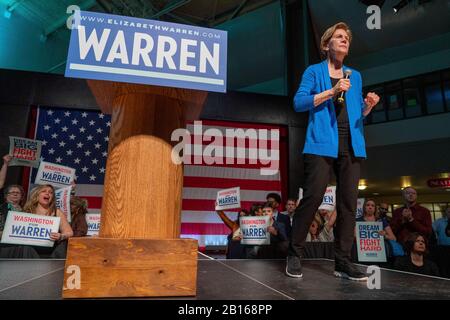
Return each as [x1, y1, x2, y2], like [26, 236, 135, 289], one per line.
[289, 153, 362, 264]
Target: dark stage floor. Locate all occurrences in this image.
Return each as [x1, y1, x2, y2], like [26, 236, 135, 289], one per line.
[0, 253, 449, 300]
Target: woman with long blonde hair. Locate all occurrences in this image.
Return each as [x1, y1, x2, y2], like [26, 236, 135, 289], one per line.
[22, 184, 73, 258]
[24, 184, 73, 242]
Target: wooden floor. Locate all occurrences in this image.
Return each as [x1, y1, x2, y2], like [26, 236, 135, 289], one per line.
[0, 253, 449, 300]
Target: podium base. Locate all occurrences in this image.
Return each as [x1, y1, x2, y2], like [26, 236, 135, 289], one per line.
[62, 237, 198, 298]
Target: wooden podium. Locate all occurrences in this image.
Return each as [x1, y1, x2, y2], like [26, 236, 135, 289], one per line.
[62, 81, 207, 298]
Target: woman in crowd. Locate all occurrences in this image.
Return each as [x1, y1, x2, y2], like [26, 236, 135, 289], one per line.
[354, 199, 405, 262]
[0, 155, 33, 258]
[0, 185, 25, 229]
[216, 206, 249, 259]
[306, 212, 335, 242]
[22, 184, 74, 258]
[394, 233, 440, 277]
[358, 199, 396, 240]
[70, 196, 89, 237]
[0, 184, 29, 258]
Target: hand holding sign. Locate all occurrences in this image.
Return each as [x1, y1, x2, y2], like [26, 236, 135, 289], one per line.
[50, 232, 63, 241]
[3, 154, 12, 165]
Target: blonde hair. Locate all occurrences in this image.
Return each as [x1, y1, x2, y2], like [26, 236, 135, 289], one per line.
[23, 184, 57, 216]
[320, 22, 352, 57]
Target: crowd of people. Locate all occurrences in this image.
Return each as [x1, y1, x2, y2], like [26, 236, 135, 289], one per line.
[1, 151, 449, 279]
[216, 187, 450, 278]
[0, 154, 88, 259]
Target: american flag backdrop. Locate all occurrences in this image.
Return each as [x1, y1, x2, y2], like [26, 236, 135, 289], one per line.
[27, 107, 287, 248]
[28, 107, 110, 215]
[180, 120, 287, 247]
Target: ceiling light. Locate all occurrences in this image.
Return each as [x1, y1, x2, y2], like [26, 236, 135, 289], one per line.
[358, 179, 368, 190]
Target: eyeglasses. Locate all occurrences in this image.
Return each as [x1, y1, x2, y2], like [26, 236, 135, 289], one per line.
[7, 192, 22, 195]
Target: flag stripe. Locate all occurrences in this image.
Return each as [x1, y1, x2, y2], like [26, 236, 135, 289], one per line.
[184, 146, 279, 161]
[183, 187, 278, 201]
[75, 184, 104, 197]
[184, 165, 280, 181]
[182, 160, 280, 170]
[182, 211, 238, 223]
[182, 199, 262, 212]
[183, 177, 281, 190]
[81, 196, 103, 210]
[181, 223, 230, 235]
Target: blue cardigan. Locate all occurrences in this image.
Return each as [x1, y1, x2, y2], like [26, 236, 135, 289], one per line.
[293, 60, 367, 158]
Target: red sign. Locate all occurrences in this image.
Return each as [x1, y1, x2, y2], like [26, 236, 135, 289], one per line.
[427, 178, 450, 189]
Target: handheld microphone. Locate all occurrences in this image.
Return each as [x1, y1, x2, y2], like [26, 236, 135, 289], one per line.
[337, 70, 352, 104]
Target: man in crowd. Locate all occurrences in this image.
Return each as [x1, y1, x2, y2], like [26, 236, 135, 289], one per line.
[281, 198, 297, 226]
[390, 187, 432, 245]
[266, 193, 291, 239]
[377, 202, 392, 224]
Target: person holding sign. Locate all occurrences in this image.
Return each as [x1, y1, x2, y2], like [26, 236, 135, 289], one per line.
[215, 206, 249, 259]
[254, 202, 289, 259]
[286, 22, 379, 280]
[22, 184, 73, 258]
[357, 199, 396, 241]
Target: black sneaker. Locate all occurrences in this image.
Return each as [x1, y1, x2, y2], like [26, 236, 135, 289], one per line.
[286, 256, 303, 278]
[334, 261, 368, 281]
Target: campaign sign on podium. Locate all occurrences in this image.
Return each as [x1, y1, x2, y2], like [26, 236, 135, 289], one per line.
[65, 10, 227, 93]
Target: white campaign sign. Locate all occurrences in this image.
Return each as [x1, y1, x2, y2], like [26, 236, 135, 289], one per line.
[1, 211, 60, 247]
[318, 186, 336, 211]
[86, 213, 101, 236]
[55, 186, 72, 223]
[240, 216, 270, 245]
[8, 136, 42, 168]
[34, 161, 76, 189]
[215, 187, 241, 211]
